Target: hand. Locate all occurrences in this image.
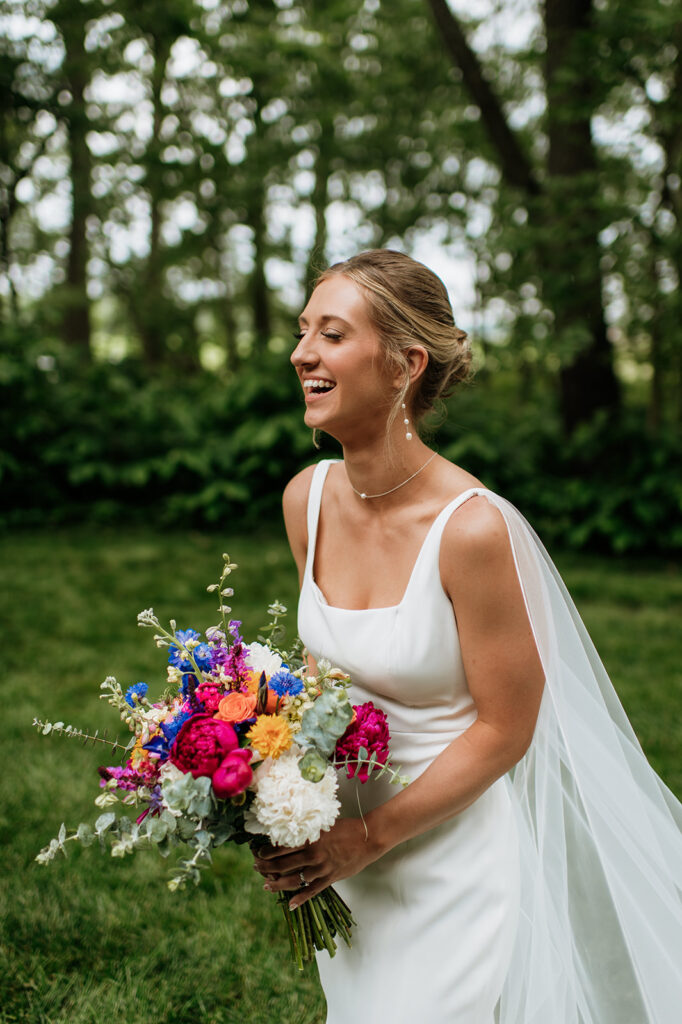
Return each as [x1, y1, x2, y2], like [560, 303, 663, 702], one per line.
[252, 817, 377, 909]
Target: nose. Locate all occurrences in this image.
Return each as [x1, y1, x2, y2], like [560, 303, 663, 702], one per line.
[291, 331, 318, 369]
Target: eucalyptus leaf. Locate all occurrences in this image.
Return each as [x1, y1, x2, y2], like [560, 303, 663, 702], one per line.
[76, 823, 95, 847]
[94, 812, 116, 835]
[298, 688, 353, 756]
[149, 817, 169, 843]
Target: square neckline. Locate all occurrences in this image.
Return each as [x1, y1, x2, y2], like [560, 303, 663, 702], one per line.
[309, 462, 486, 613]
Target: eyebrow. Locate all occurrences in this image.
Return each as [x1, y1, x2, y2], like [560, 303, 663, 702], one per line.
[297, 314, 352, 329]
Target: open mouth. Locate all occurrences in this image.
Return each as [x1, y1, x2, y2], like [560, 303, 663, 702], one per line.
[303, 379, 337, 395]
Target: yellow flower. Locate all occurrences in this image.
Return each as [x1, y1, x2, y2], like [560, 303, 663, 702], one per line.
[130, 735, 150, 769]
[247, 715, 293, 760]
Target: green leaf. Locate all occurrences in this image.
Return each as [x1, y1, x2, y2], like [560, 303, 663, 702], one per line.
[94, 812, 116, 835]
[76, 823, 95, 847]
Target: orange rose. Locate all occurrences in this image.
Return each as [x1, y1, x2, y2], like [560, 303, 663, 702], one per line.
[215, 691, 257, 724]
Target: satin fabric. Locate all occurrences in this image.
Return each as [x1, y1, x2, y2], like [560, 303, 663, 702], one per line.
[299, 461, 519, 1023]
[298, 460, 682, 1023]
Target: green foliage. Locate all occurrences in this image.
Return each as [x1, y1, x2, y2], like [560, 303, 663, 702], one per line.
[1, 329, 322, 528]
[3, 326, 680, 552]
[297, 685, 354, 758]
[437, 384, 682, 554]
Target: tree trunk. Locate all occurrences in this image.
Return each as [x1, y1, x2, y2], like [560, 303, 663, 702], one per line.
[425, 0, 620, 431]
[544, 0, 620, 431]
[247, 81, 271, 352]
[138, 30, 171, 366]
[58, 1, 92, 354]
[304, 117, 333, 293]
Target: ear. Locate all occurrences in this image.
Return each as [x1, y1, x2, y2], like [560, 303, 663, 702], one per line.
[404, 345, 429, 385]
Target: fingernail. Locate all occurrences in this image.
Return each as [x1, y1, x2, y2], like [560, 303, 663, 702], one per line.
[264, 883, 273, 892]
[289, 901, 298, 910]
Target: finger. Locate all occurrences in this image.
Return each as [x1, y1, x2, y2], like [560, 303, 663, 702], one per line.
[288, 877, 332, 910]
[255, 843, 304, 860]
[253, 851, 315, 875]
[263, 866, 322, 894]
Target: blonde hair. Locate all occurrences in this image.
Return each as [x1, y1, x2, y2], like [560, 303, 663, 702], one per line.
[314, 249, 471, 437]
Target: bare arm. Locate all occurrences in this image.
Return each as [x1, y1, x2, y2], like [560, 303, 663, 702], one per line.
[282, 466, 314, 586]
[254, 495, 544, 906]
[282, 465, 318, 675]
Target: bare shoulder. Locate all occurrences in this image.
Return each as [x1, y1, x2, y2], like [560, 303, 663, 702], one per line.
[282, 464, 316, 521]
[440, 494, 513, 592]
[282, 464, 317, 578]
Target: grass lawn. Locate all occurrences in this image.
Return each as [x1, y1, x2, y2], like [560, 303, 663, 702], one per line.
[1, 525, 680, 1024]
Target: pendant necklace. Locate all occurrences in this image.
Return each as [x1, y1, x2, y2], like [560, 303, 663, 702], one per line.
[348, 451, 437, 500]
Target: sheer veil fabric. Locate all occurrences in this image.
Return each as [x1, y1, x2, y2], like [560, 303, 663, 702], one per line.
[477, 489, 682, 1023]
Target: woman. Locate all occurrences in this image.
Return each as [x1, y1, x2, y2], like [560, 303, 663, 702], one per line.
[253, 250, 682, 1023]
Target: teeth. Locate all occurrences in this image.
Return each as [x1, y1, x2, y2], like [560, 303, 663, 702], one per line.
[304, 379, 336, 389]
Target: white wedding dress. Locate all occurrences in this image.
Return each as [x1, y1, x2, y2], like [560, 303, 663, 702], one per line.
[297, 460, 682, 1024]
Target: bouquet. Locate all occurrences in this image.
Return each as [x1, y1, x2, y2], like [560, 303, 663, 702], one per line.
[34, 554, 407, 969]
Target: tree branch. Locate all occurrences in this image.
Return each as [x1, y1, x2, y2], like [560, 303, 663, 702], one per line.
[425, 0, 540, 195]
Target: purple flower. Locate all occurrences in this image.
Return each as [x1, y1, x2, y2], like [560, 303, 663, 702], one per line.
[210, 639, 248, 685]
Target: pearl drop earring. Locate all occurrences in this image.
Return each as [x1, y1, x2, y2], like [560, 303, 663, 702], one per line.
[402, 402, 413, 441]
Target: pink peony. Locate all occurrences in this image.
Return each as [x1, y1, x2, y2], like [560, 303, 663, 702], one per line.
[334, 701, 391, 783]
[212, 748, 253, 799]
[171, 714, 238, 777]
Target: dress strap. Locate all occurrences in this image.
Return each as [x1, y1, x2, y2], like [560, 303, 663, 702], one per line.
[429, 487, 491, 540]
[304, 460, 337, 582]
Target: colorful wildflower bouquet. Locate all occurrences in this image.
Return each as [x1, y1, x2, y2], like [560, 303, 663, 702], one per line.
[34, 554, 406, 969]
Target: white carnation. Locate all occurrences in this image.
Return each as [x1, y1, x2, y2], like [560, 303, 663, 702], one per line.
[245, 642, 283, 677]
[244, 751, 340, 848]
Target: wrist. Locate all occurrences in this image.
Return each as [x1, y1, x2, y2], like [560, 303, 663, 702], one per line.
[361, 807, 399, 860]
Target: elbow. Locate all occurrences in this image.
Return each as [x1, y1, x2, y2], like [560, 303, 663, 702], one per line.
[506, 718, 538, 767]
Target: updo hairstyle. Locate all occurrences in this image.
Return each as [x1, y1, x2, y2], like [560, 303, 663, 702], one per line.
[315, 249, 471, 435]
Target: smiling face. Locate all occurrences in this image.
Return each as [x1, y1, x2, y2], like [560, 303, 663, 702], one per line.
[291, 275, 399, 444]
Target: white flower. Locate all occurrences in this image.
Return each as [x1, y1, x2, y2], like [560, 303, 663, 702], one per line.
[158, 762, 185, 786]
[244, 750, 340, 848]
[137, 608, 160, 628]
[245, 642, 283, 677]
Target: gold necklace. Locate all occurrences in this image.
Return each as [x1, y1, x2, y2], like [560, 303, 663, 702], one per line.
[348, 452, 437, 500]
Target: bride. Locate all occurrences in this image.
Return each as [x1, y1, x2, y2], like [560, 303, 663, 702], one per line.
[253, 249, 682, 1023]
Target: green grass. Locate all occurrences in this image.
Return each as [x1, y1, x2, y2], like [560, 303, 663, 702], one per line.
[1, 526, 680, 1023]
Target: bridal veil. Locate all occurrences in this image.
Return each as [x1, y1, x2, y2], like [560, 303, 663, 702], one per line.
[480, 491, 682, 1024]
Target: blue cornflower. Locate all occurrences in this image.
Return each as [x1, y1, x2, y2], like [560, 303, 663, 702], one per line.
[168, 628, 201, 672]
[269, 670, 305, 698]
[125, 682, 149, 707]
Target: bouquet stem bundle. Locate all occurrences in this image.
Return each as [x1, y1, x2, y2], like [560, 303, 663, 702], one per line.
[279, 888, 356, 970]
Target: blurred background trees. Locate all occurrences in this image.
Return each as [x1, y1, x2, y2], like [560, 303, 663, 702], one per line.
[1, 0, 681, 550]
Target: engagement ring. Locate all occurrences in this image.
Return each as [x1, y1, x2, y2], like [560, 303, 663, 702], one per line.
[298, 871, 309, 888]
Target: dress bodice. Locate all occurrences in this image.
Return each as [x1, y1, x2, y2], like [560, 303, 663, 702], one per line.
[297, 459, 485, 743]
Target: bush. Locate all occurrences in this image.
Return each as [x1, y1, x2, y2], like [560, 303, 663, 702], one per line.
[3, 331, 680, 553]
[1, 331, 325, 529]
